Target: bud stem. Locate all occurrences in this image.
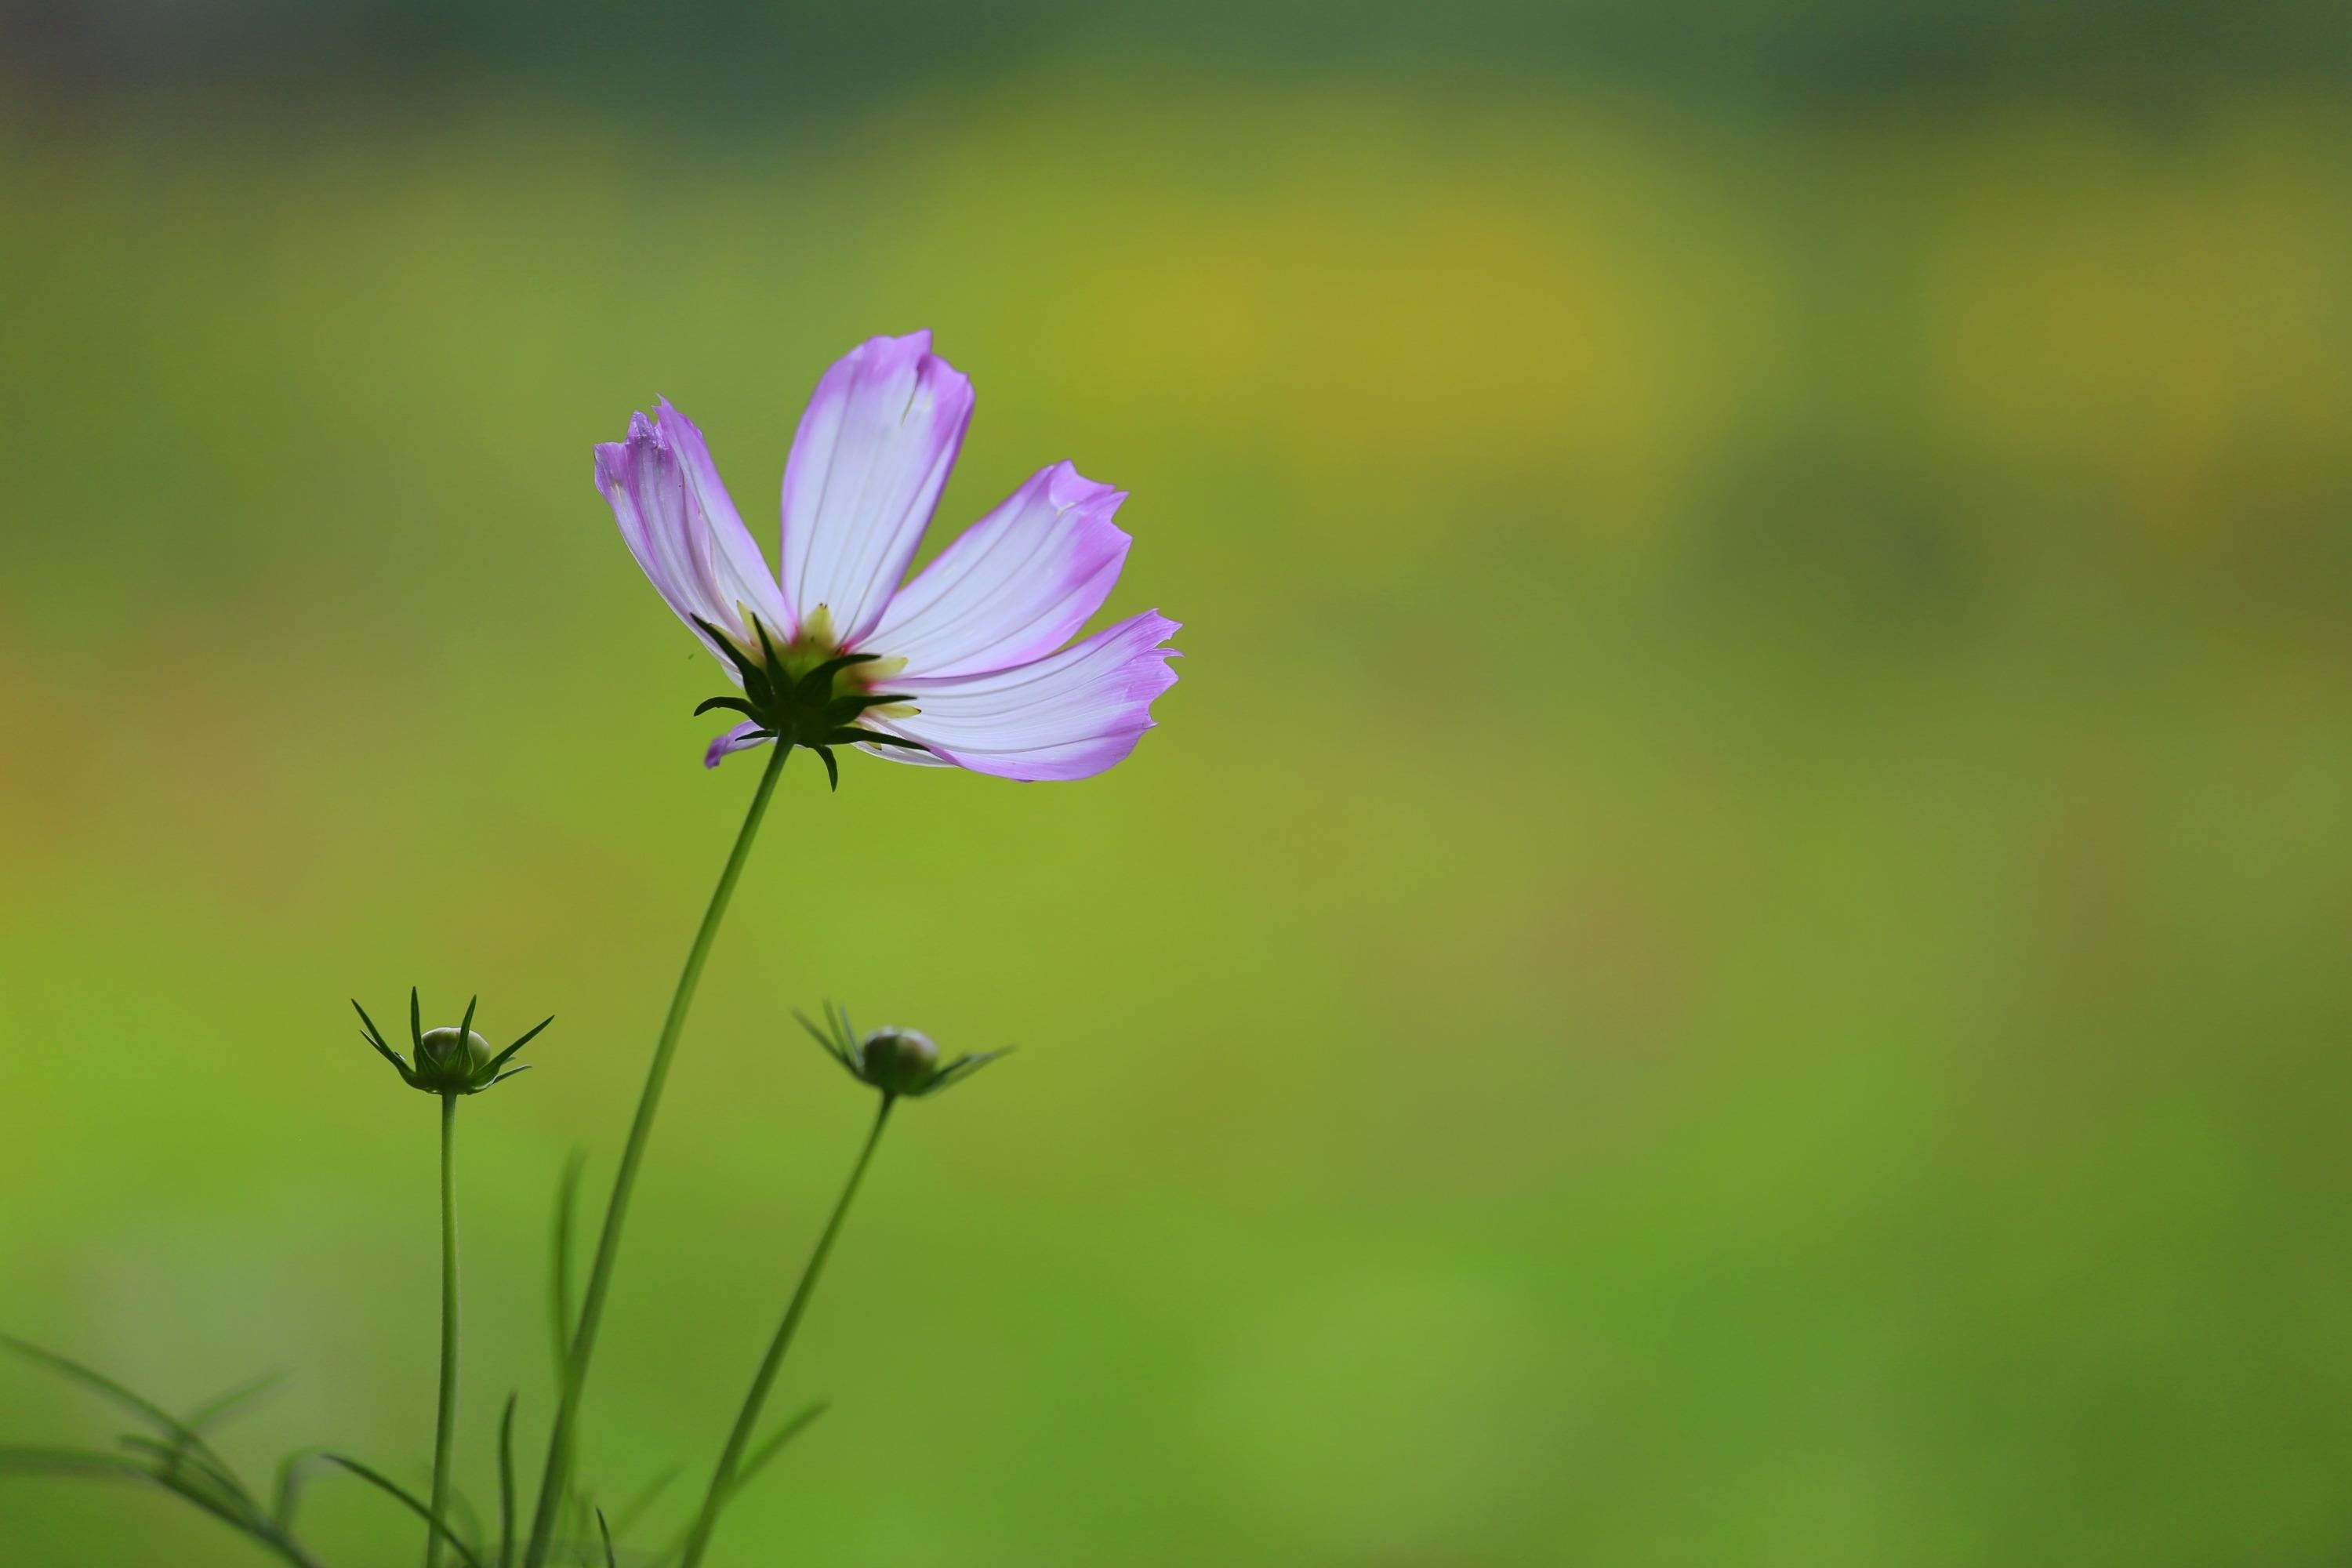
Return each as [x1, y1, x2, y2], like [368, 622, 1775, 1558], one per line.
[677, 1097, 895, 1568]
[425, 1091, 460, 1568]
[521, 739, 794, 1568]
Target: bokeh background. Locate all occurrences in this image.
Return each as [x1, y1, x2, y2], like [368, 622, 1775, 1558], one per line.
[5, 3, 2352, 1563]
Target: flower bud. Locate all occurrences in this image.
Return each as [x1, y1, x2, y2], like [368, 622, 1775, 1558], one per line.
[798, 1001, 1005, 1101]
[352, 991, 550, 1097]
[413, 1027, 493, 1092]
[857, 1029, 939, 1097]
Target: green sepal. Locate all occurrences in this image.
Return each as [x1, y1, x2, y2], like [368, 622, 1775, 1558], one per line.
[693, 695, 762, 720]
[815, 745, 840, 791]
[828, 726, 931, 753]
[797, 651, 879, 702]
[920, 1047, 1014, 1096]
[794, 1006, 864, 1083]
[753, 617, 789, 690]
[824, 689, 912, 723]
[354, 999, 418, 1084]
[691, 615, 759, 681]
[482, 1015, 554, 1078]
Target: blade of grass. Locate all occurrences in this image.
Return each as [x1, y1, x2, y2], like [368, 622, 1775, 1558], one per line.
[607, 1462, 682, 1541]
[550, 1150, 586, 1377]
[186, 1370, 289, 1434]
[0, 1443, 151, 1479]
[643, 1403, 827, 1568]
[1, 1332, 187, 1439]
[324, 1453, 486, 1568]
[499, 1393, 519, 1568]
[733, 1402, 829, 1498]
[120, 1433, 263, 1521]
[275, 1447, 331, 1529]
[0, 1333, 263, 1510]
[448, 1481, 488, 1560]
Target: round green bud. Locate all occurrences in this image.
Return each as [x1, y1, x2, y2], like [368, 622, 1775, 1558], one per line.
[414, 1026, 492, 1092]
[858, 1028, 938, 1096]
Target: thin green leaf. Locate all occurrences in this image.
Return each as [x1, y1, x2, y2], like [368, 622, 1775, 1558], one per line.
[7, 1443, 310, 1563]
[322, 1454, 485, 1568]
[274, 1447, 331, 1529]
[642, 1403, 831, 1568]
[0, 1333, 198, 1446]
[815, 745, 839, 790]
[606, 1461, 681, 1541]
[458, 993, 481, 1045]
[187, 1369, 287, 1433]
[564, 1487, 597, 1567]
[412, 986, 426, 1051]
[691, 695, 760, 720]
[450, 1483, 489, 1559]
[499, 1393, 518, 1568]
[147, 1464, 282, 1546]
[731, 1400, 829, 1500]
[551, 1149, 586, 1378]
[119, 1433, 262, 1523]
[0, 1443, 151, 1479]
[597, 1507, 618, 1568]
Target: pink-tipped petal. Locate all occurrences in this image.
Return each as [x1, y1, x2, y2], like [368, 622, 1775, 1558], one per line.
[779, 331, 974, 648]
[703, 720, 771, 769]
[596, 403, 789, 662]
[866, 611, 1181, 782]
[866, 462, 1132, 678]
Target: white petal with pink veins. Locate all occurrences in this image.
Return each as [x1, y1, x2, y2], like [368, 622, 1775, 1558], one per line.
[867, 462, 1131, 679]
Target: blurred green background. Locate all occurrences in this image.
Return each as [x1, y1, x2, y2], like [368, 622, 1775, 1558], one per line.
[5, 3, 2352, 1564]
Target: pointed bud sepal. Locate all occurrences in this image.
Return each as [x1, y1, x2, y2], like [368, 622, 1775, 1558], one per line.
[796, 1000, 1008, 1101]
[689, 613, 931, 789]
[350, 989, 550, 1097]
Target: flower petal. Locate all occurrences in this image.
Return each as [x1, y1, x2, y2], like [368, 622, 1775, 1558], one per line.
[596, 401, 790, 661]
[865, 462, 1131, 678]
[703, 720, 771, 770]
[779, 331, 974, 648]
[866, 611, 1181, 782]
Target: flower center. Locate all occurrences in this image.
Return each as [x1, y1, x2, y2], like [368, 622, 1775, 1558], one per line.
[751, 604, 908, 706]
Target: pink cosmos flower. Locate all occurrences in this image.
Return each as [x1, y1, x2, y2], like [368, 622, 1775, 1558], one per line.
[595, 332, 1179, 782]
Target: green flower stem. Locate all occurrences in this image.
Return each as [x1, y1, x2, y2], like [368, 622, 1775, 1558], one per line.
[426, 1091, 461, 1568]
[521, 740, 793, 1568]
[678, 1097, 895, 1568]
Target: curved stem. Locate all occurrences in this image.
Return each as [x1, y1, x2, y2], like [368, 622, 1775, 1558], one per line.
[521, 741, 792, 1568]
[678, 1098, 894, 1568]
[425, 1091, 461, 1568]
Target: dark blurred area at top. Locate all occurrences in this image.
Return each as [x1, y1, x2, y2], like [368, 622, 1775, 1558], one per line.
[8, 0, 2350, 115]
